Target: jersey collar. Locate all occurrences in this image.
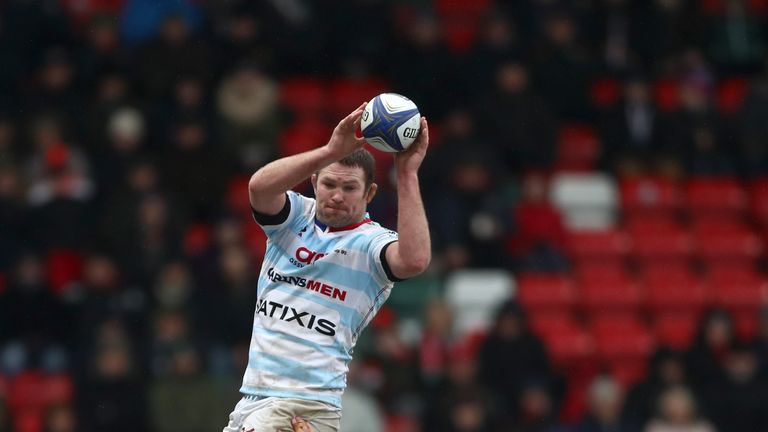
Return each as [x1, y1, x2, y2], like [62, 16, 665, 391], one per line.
[315, 213, 372, 233]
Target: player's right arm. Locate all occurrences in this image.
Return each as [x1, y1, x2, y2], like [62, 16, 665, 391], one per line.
[248, 103, 368, 215]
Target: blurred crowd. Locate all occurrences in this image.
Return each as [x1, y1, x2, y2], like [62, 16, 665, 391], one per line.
[2, 0, 768, 431]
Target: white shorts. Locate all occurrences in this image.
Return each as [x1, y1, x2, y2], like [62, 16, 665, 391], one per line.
[223, 395, 342, 432]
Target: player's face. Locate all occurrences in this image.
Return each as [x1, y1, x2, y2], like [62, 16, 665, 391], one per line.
[312, 163, 376, 228]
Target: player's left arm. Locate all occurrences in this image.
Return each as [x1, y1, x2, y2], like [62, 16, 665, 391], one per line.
[385, 117, 432, 280]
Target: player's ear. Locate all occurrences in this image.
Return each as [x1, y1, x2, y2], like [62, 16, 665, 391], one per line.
[365, 182, 378, 203]
[311, 173, 318, 193]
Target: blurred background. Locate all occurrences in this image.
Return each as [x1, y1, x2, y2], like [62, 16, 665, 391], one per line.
[1, 0, 768, 431]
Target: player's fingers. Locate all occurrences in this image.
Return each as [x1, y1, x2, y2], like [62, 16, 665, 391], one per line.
[340, 103, 366, 129]
[418, 117, 429, 147]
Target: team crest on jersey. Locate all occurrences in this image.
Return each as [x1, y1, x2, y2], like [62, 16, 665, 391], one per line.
[298, 225, 308, 237]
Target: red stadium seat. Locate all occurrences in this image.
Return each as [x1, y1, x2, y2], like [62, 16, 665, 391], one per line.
[716, 78, 750, 114]
[13, 409, 43, 432]
[609, 359, 649, 387]
[328, 78, 388, 119]
[516, 273, 576, 314]
[278, 122, 333, 157]
[619, 176, 682, 215]
[279, 77, 328, 120]
[45, 250, 84, 294]
[243, 223, 268, 262]
[592, 317, 655, 360]
[225, 175, 252, 219]
[529, 312, 579, 338]
[654, 79, 681, 112]
[733, 311, 760, 341]
[653, 313, 699, 350]
[748, 178, 768, 225]
[685, 177, 747, 216]
[564, 229, 630, 261]
[590, 78, 621, 109]
[556, 124, 601, 171]
[8, 371, 74, 413]
[708, 268, 768, 312]
[628, 221, 693, 265]
[579, 270, 642, 314]
[538, 322, 595, 367]
[183, 223, 212, 257]
[643, 267, 708, 314]
[693, 220, 762, 263]
[435, 0, 491, 52]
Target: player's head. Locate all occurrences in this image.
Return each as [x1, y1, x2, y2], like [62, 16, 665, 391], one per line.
[312, 149, 377, 228]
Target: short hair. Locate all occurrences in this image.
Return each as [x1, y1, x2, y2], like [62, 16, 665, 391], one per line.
[320, 148, 376, 188]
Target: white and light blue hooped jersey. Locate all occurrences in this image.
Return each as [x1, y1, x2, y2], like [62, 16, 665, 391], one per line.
[241, 190, 400, 408]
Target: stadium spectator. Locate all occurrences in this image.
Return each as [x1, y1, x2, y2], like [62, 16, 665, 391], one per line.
[643, 386, 714, 432]
[216, 61, 279, 169]
[737, 61, 768, 175]
[0, 117, 18, 168]
[698, 342, 768, 432]
[419, 300, 456, 386]
[479, 61, 556, 173]
[132, 13, 212, 99]
[530, 8, 594, 121]
[77, 321, 148, 432]
[754, 308, 768, 371]
[77, 14, 125, 88]
[423, 339, 499, 432]
[506, 172, 568, 272]
[0, 253, 66, 372]
[65, 252, 146, 352]
[686, 310, 735, 387]
[43, 402, 77, 432]
[478, 301, 556, 414]
[623, 348, 690, 430]
[91, 107, 147, 200]
[339, 362, 386, 432]
[160, 117, 228, 220]
[391, 12, 456, 119]
[148, 342, 232, 432]
[462, 12, 524, 97]
[508, 380, 558, 432]
[573, 374, 632, 432]
[707, 0, 766, 74]
[0, 166, 24, 272]
[425, 109, 507, 269]
[600, 77, 666, 175]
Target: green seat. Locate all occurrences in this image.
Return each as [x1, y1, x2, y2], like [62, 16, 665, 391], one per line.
[387, 274, 441, 321]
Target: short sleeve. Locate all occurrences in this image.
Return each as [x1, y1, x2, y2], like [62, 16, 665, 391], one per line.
[369, 229, 401, 283]
[252, 191, 314, 236]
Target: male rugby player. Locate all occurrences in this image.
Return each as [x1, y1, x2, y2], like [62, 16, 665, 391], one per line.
[222, 102, 431, 432]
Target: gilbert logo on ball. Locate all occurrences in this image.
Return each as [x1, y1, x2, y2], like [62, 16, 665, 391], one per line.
[361, 93, 421, 152]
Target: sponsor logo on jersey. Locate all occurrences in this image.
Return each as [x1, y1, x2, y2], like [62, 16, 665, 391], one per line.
[267, 267, 347, 302]
[254, 296, 336, 336]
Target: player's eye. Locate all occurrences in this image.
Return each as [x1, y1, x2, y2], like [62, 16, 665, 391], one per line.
[343, 186, 357, 192]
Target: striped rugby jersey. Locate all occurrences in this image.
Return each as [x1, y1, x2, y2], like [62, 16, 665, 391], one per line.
[241, 190, 399, 408]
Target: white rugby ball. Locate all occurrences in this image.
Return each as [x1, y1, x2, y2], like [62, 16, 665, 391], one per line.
[360, 93, 421, 152]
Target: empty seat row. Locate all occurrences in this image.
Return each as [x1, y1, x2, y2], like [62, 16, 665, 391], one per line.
[516, 270, 768, 317]
[565, 221, 765, 263]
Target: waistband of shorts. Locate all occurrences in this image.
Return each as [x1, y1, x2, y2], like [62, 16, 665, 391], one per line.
[242, 394, 268, 401]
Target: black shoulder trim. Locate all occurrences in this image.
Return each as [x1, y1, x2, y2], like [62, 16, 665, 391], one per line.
[252, 193, 291, 226]
[380, 241, 405, 282]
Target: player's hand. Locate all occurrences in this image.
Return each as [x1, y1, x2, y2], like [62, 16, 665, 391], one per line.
[326, 102, 367, 158]
[394, 116, 429, 174]
[290, 416, 315, 432]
